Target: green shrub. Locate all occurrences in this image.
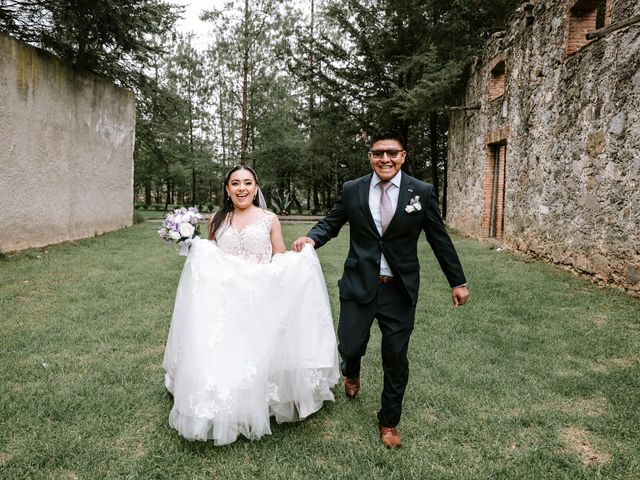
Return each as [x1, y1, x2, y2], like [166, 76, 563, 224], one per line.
[133, 211, 146, 224]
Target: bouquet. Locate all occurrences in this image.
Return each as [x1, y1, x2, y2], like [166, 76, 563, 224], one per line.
[158, 207, 204, 254]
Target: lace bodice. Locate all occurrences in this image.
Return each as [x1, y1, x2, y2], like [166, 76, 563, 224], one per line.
[215, 210, 275, 264]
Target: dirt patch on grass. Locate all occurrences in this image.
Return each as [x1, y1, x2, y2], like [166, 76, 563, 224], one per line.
[421, 408, 438, 423]
[592, 356, 638, 373]
[321, 418, 337, 439]
[141, 343, 165, 355]
[525, 396, 608, 417]
[0, 452, 12, 464]
[591, 314, 608, 327]
[507, 426, 541, 454]
[556, 396, 608, 417]
[612, 356, 636, 367]
[561, 427, 611, 466]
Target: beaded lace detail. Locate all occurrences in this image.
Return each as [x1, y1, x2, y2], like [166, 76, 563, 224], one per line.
[216, 210, 275, 264]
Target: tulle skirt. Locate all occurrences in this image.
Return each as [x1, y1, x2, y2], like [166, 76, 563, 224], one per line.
[162, 239, 339, 445]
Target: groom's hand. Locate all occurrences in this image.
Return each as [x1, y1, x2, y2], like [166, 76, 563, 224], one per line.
[292, 236, 315, 252]
[452, 285, 469, 307]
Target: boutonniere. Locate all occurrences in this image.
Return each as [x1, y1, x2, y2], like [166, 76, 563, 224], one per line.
[405, 195, 422, 213]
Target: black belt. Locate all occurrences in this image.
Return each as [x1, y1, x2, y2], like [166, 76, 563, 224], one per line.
[378, 275, 395, 284]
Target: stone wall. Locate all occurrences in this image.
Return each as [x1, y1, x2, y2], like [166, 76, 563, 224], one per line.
[0, 33, 136, 252]
[446, 0, 640, 291]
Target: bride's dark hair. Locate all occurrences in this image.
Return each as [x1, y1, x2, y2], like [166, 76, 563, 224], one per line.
[208, 165, 260, 240]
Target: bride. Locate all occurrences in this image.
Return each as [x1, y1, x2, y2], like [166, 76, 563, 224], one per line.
[163, 165, 339, 445]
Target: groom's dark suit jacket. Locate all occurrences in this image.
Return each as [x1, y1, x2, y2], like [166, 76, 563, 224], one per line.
[308, 172, 466, 306]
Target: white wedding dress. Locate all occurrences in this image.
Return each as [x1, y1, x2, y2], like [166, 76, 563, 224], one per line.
[163, 210, 339, 445]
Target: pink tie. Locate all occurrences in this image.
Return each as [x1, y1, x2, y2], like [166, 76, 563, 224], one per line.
[380, 181, 393, 234]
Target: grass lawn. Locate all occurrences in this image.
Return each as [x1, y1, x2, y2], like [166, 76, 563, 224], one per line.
[1, 222, 638, 479]
[135, 209, 171, 220]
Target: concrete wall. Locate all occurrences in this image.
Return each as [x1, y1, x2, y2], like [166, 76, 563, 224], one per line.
[447, 0, 640, 291]
[0, 33, 136, 252]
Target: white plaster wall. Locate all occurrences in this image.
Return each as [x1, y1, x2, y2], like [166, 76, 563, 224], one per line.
[0, 33, 136, 252]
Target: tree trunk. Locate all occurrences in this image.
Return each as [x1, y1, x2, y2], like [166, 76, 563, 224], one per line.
[188, 80, 196, 206]
[164, 181, 171, 211]
[240, 0, 250, 165]
[429, 111, 440, 204]
[308, 0, 317, 214]
[312, 180, 319, 214]
[217, 77, 227, 167]
[442, 137, 449, 219]
[249, 79, 256, 169]
[144, 183, 152, 208]
[399, 122, 415, 176]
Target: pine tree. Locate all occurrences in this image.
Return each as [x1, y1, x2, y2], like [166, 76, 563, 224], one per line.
[0, 0, 180, 87]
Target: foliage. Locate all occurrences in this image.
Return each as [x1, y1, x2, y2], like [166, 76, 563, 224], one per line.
[2, 1, 523, 215]
[134, 34, 218, 210]
[201, 0, 298, 165]
[270, 191, 292, 215]
[289, 0, 522, 200]
[0, 0, 180, 87]
[133, 211, 146, 224]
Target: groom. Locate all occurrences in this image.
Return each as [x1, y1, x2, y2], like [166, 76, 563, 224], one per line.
[292, 129, 468, 448]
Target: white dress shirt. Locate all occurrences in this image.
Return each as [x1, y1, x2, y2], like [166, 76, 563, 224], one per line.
[369, 171, 402, 276]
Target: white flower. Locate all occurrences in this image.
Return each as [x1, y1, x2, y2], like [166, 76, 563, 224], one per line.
[179, 223, 195, 238]
[406, 195, 421, 213]
[158, 207, 203, 245]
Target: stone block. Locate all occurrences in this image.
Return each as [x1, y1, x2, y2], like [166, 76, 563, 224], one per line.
[586, 131, 605, 157]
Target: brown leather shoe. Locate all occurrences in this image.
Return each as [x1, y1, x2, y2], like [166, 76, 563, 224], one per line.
[379, 425, 401, 448]
[344, 377, 360, 399]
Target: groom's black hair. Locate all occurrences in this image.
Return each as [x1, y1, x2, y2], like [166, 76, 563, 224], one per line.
[370, 129, 405, 150]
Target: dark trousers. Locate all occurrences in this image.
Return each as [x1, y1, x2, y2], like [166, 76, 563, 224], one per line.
[338, 283, 416, 428]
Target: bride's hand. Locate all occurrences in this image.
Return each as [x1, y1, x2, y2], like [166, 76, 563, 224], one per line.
[292, 236, 315, 252]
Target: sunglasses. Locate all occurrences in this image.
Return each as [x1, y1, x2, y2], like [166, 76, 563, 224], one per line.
[369, 149, 404, 159]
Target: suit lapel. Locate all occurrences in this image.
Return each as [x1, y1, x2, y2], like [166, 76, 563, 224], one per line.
[384, 174, 413, 235]
[358, 173, 379, 235]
